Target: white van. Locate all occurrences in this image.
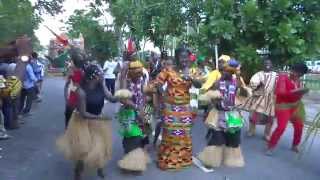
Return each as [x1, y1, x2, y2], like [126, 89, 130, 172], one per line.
[306, 60, 320, 73]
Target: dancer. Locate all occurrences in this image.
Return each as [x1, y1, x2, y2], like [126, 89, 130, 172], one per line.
[240, 58, 277, 140]
[197, 60, 246, 168]
[57, 64, 116, 180]
[266, 63, 309, 155]
[152, 57, 175, 146]
[64, 49, 85, 128]
[201, 55, 230, 139]
[116, 59, 151, 172]
[146, 46, 201, 171]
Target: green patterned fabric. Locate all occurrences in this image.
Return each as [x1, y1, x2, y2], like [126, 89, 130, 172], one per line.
[226, 112, 243, 134]
[116, 107, 143, 137]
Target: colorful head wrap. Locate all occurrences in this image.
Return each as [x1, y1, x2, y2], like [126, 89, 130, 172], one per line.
[128, 60, 144, 79]
[223, 59, 240, 74]
[129, 60, 143, 69]
[228, 59, 240, 68]
[219, 55, 231, 63]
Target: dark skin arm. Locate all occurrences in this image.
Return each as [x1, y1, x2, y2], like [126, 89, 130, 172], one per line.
[291, 87, 309, 95]
[101, 77, 117, 102]
[119, 62, 128, 89]
[64, 78, 71, 102]
[76, 88, 101, 119]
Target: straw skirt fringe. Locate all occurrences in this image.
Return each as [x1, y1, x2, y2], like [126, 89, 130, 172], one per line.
[56, 112, 112, 169]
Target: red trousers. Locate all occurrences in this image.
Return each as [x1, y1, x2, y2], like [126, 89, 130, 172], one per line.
[268, 108, 303, 149]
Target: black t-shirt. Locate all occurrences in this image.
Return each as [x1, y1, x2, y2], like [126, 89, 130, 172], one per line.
[84, 85, 105, 115]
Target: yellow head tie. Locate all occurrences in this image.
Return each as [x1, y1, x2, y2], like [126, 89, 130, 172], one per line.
[129, 60, 143, 69]
[218, 55, 231, 63]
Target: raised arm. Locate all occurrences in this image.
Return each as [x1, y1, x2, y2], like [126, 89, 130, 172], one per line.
[119, 62, 128, 89]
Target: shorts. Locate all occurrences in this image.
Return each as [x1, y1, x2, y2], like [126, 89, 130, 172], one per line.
[122, 136, 144, 154]
[207, 128, 241, 148]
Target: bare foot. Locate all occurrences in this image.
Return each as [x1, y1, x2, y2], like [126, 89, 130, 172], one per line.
[263, 135, 270, 142]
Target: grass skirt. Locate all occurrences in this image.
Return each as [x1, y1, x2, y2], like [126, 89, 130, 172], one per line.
[198, 145, 223, 168]
[56, 112, 112, 169]
[118, 148, 150, 172]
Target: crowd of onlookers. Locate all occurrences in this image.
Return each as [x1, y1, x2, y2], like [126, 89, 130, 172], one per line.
[0, 52, 45, 157]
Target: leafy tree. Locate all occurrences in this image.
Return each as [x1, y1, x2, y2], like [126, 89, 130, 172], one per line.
[100, 0, 320, 79]
[0, 0, 40, 44]
[34, 0, 65, 16]
[66, 9, 118, 63]
[0, 0, 64, 49]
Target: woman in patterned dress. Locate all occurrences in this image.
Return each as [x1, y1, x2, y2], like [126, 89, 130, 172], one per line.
[146, 46, 201, 170]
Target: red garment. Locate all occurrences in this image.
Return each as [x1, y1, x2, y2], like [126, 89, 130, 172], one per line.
[275, 73, 302, 104]
[67, 69, 83, 107]
[268, 108, 303, 149]
[268, 73, 304, 149]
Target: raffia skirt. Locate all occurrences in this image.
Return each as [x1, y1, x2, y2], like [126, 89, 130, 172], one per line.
[56, 112, 112, 169]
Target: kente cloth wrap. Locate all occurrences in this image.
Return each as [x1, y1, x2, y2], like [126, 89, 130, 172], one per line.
[116, 107, 143, 138]
[217, 79, 237, 111]
[214, 79, 243, 133]
[149, 68, 196, 170]
[239, 71, 277, 117]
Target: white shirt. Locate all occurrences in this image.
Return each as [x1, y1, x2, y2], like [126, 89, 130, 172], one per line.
[103, 60, 118, 79]
[36, 61, 45, 77]
[250, 71, 277, 93]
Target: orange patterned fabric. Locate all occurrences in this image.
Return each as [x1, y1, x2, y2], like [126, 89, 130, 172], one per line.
[151, 68, 192, 105]
[150, 68, 195, 170]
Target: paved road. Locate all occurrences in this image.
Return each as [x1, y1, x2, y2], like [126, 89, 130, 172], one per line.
[0, 77, 319, 180]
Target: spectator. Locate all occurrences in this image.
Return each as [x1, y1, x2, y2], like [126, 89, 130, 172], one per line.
[31, 52, 45, 102]
[64, 49, 85, 128]
[19, 58, 37, 116]
[103, 58, 119, 95]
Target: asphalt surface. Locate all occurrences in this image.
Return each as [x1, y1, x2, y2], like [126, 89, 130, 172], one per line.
[0, 77, 319, 180]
